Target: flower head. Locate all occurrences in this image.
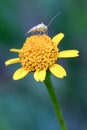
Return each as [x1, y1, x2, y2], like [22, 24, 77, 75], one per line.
[5, 33, 79, 82]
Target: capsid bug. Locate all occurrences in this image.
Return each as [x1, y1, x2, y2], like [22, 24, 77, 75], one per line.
[26, 12, 61, 34]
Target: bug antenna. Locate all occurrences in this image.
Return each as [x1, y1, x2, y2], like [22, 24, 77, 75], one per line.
[47, 12, 61, 27]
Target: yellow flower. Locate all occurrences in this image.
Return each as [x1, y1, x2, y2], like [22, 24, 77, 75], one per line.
[5, 33, 79, 82]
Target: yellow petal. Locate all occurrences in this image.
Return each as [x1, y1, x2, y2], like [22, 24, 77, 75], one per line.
[10, 48, 21, 53]
[34, 71, 39, 82]
[39, 69, 46, 81]
[52, 33, 64, 46]
[34, 69, 46, 82]
[58, 50, 79, 58]
[49, 64, 66, 78]
[13, 68, 29, 80]
[5, 58, 20, 66]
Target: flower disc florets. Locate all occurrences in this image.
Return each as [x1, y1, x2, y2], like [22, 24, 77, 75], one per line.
[19, 34, 58, 71]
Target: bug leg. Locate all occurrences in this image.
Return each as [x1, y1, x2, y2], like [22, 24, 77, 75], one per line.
[45, 29, 48, 35]
[43, 30, 48, 35]
[38, 31, 42, 35]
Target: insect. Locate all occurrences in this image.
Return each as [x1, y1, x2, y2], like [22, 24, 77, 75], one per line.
[26, 12, 61, 34]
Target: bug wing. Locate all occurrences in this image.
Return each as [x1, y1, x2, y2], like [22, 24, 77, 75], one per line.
[26, 23, 47, 34]
[26, 26, 37, 34]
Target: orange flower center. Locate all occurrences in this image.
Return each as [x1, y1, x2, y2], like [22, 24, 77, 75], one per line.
[19, 34, 58, 71]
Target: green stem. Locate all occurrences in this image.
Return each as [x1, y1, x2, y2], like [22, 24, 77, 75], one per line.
[44, 71, 67, 130]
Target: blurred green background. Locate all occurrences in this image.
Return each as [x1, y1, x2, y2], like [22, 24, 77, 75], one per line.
[0, 0, 87, 130]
